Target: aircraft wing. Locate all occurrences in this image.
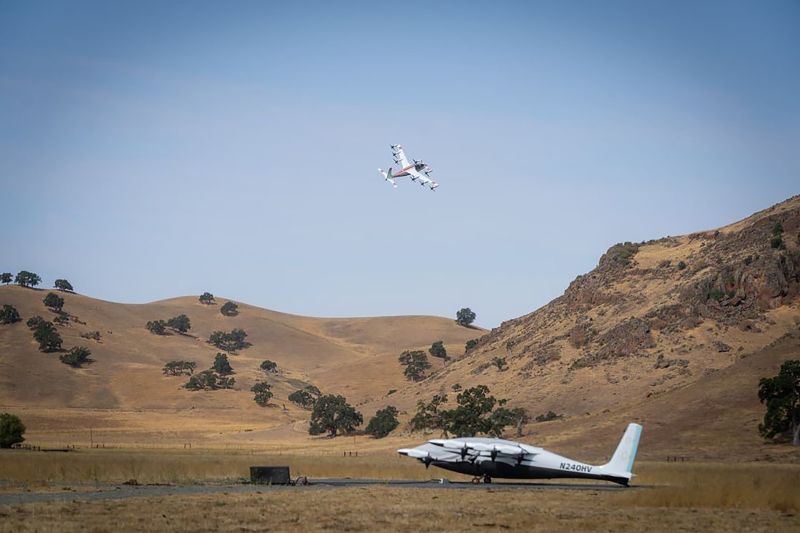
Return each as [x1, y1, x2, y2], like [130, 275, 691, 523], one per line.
[391, 144, 410, 168]
[407, 167, 439, 189]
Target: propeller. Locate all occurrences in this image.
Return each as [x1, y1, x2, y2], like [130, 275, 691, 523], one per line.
[442, 440, 470, 460]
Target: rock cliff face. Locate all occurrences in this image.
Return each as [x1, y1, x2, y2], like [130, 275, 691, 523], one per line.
[386, 196, 800, 424]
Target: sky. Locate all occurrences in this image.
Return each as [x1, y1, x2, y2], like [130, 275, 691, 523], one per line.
[1, 1, 798, 328]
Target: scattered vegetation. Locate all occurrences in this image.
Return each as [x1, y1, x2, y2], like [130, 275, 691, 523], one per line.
[14, 271, 41, 288]
[604, 242, 640, 267]
[162, 360, 197, 376]
[251, 382, 273, 406]
[289, 385, 321, 410]
[0, 273, 12, 285]
[677, 260, 687, 270]
[54, 279, 74, 292]
[535, 410, 563, 422]
[212, 353, 234, 375]
[465, 339, 479, 351]
[43, 292, 64, 312]
[398, 350, 431, 381]
[259, 360, 278, 373]
[505, 340, 515, 356]
[146, 320, 168, 335]
[185, 370, 235, 391]
[220, 301, 239, 316]
[409, 394, 448, 433]
[26, 315, 44, 330]
[758, 359, 800, 445]
[59, 346, 92, 368]
[165, 314, 191, 333]
[208, 329, 249, 352]
[428, 340, 448, 360]
[32, 320, 62, 352]
[492, 356, 508, 371]
[79, 331, 102, 342]
[410, 386, 522, 437]
[308, 394, 363, 437]
[0, 304, 21, 324]
[451, 383, 462, 391]
[771, 222, 786, 249]
[199, 292, 215, 305]
[0, 413, 25, 448]
[365, 406, 399, 438]
[455, 307, 476, 327]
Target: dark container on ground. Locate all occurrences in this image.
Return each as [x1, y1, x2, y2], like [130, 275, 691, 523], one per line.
[250, 466, 291, 485]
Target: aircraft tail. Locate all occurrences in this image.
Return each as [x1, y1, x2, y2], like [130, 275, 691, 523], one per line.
[600, 423, 642, 479]
[378, 167, 396, 188]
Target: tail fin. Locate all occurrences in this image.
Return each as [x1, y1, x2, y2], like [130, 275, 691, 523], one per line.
[601, 423, 642, 477]
[378, 167, 396, 188]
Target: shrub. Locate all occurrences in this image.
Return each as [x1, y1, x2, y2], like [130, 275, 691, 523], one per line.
[146, 320, 168, 335]
[43, 292, 64, 312]
[365, 406, 399, 438]
[0, 304, 21, 324]
[251, 382, 273, 406]
[59, 346, 91, 367]
[26, 315, 44, 330]
[398, 350, 431, 381]
[492, 356, 508, 371]
[308, 395, 362, 437]
[465, 339, 479, 351]
[33, 321, 62, 352]
[199, 292, 215, 305]
[208, 329, 249, 352]
[259, 360, 278, 373]
[185, 370, 235, 391]
[456, 308, 476, 327]
[213, 352, 233, 375]
[289, 385, 321, 410]
[54, 279, 74, 292]
[220, 301, 239, 317]
[0, 413, 25, 448]
[535, 410, 563, 422]
[166, 314, 191, 333]
[163, 360, 196, 376]
[429, 341, 448, 360]
[14, 271, 41, 288]
[79, 331, 102, 342]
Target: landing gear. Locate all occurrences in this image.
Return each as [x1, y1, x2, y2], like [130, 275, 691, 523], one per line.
[471, 475, 492, 484]
[483, 474, 492, 484]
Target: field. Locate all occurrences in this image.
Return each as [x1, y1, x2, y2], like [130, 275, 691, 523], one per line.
[0, 449, 798, 532]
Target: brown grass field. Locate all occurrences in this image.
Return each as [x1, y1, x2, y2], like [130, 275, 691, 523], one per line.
[0, 449, 799, 531]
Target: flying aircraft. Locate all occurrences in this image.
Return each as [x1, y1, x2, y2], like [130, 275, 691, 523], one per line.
[378, 144, 439, 190]
[398, 422, 642, 485]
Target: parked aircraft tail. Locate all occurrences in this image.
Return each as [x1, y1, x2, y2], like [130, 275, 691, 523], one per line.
[600, 423, 642, 479]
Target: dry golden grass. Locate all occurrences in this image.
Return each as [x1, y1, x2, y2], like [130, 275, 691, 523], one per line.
[2, 450, 799, 531]
[1, 485, 799, 532]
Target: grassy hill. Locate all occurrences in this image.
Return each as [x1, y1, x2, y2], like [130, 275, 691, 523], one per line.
[0, 288, 480, 446]
[2, 196, 799, 461]
[368, 195, 800, 461]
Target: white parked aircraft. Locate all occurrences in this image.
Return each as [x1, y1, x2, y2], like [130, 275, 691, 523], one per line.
[378, 144, 439, 190]
[398, 423, 642, 485]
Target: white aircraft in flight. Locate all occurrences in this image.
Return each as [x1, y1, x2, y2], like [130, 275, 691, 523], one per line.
[398, 423, 642, 485]
[378, 144, 439, 190]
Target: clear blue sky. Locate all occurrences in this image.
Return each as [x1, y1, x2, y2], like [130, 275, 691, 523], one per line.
[1, 1, 798, 327]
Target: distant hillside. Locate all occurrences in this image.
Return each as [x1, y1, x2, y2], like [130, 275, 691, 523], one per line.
[0, 288, 479, 445]
[373, 195, 800, 461]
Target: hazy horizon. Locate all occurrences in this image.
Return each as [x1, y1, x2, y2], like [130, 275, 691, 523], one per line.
[2, 1, 798, 327]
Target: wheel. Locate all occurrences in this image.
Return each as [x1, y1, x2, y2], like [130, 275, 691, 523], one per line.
[483, 474, 492, 484]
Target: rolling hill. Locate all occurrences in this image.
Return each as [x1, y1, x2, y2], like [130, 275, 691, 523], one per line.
[1, 195, 799, 462]
[0, 289, 480, 446]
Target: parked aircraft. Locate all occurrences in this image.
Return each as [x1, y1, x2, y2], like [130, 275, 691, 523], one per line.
[378, 144, 439, 190]
[398, 423, 642, 485]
